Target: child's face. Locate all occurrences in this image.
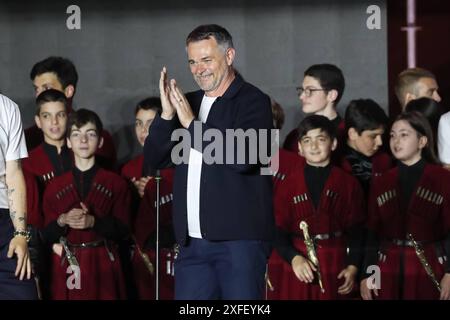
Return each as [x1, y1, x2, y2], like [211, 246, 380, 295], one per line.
[135, 109, 157, 147]
[67, 122, 103, 159]
[298, 128, 337, 166]
[390, 120, 427, 165]
[35, 101, 67, 144]
[348, 126, 384, 157]
[299, 76, 332, 114]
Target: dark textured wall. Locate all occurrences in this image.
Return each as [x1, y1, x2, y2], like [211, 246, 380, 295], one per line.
[0, 0, 387, 164]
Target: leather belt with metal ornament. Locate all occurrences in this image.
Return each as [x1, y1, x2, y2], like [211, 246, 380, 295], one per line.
[68, 239, 106, 249]
[60, 237, 79, 268]
[68, 239, 115, 262]
[296, 231, 343, 241]
[390, 238, 430, 247]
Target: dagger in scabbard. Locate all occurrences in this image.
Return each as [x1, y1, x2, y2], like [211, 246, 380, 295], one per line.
[299, 221, 325, 293]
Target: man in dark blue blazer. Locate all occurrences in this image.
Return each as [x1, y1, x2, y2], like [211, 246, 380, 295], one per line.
[145, 24, 274, 300]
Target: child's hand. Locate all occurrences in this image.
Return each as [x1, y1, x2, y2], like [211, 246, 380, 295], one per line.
[66, 203, 94, 229]
[80, 202, 89, 214]
[63, 208, 86, 227]
[440, 273, 450, 300]
[337, 265, 357, 295]
[69, 213, 95, 230]
[131, 176, 152, 198]
[52, 243, 63, 257]
[137, 176, 152, 197]
[360, 277, 379, 300]
[291, 255, 317, 283]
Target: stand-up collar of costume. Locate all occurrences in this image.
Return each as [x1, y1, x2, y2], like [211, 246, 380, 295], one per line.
[72, 164, 99, 200]
[398, 157, 425, 176]
[43, 141, 73, 176]
[398, 158, 426, 206]
[330, 115, 342, 130]
[304, 163, 332, 209]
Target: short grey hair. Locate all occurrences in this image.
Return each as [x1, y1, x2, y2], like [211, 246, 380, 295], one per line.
[186, 24, 234, 51]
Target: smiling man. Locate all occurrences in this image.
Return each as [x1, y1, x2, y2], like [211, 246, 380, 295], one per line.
[145, 24, 274, 300]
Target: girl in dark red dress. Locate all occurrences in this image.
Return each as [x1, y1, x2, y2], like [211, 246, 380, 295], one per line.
[361, 112, 450, 300]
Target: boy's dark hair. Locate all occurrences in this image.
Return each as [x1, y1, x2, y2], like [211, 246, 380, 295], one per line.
[298, 115, 337, 141]
[394, 111, 440, 165]
[35, 89, 68, 116]
[67, 108, 103, 138]
[304, 63, 345, 105]
[345, 99, 388, 134]
[135, 97, 162, 115]
[30, 56, 78, 90]
[186, 24, 234, 50]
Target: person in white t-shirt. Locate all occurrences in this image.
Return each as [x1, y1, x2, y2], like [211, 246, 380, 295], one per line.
[0, 94, 37, 299]
[438, 112, 450, 169]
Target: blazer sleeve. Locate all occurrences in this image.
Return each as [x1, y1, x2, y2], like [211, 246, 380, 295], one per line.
[144, 115, 180, 170]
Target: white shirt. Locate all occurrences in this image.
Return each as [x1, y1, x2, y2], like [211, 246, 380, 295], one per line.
[438, 111, 450, 165]
[0, 94, 28, 208]
[187, 95, 216, 238]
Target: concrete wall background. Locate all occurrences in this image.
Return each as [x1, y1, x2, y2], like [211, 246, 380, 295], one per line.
[0, 0, 387, 164]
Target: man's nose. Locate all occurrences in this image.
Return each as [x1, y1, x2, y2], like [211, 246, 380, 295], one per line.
[195, 63, 207, 74]
[433, 91, 442, 103]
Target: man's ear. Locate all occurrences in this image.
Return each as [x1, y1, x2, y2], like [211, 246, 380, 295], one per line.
[331, 138, 338, 151]
[297, 141, 304, 157]
[225, 47, 236, 66]
[64, 85, 75, 99]
[35, 115, 42, 129]
[404, 92, 416, 109]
